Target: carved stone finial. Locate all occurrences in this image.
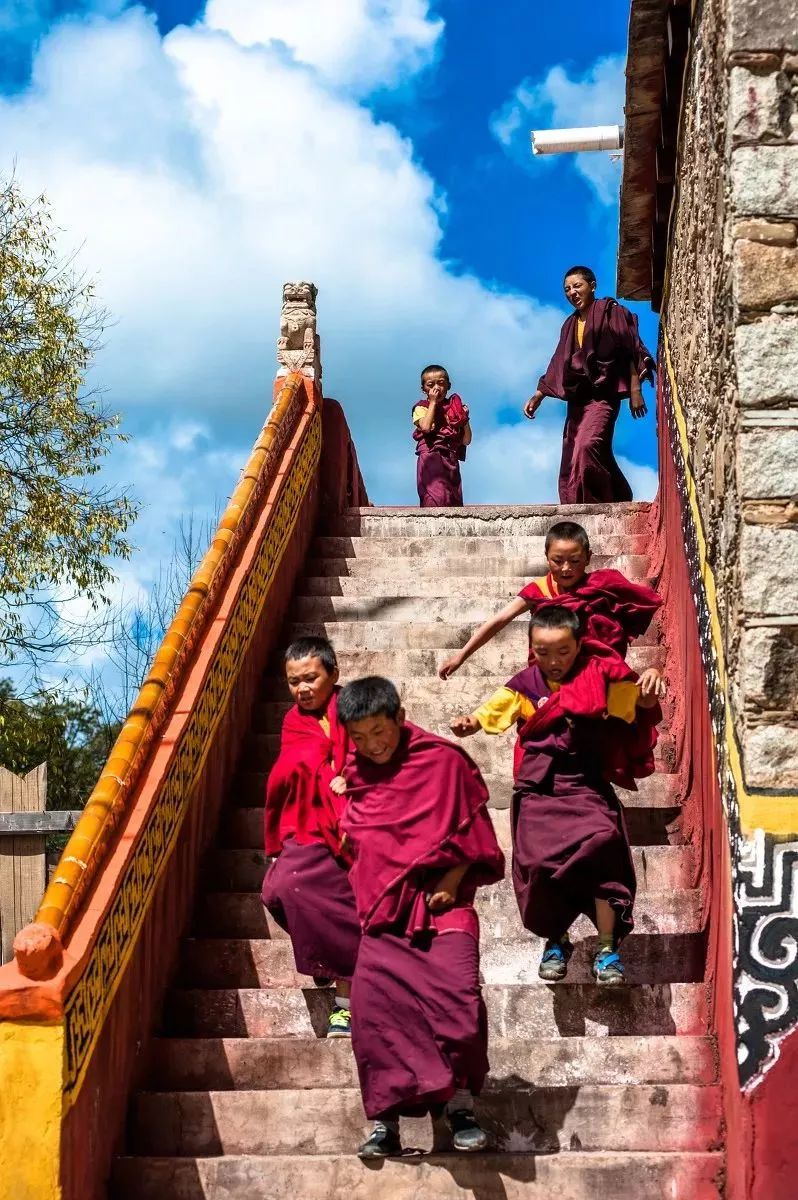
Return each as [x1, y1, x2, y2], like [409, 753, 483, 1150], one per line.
[276, 281, 322, 382]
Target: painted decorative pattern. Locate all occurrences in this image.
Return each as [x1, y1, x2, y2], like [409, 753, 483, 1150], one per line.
[661, 330, 798, 1090]
[62, 408, 322, 1106]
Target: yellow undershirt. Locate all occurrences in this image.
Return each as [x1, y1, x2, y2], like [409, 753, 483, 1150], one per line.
[576, 316, 586, 348]
[473, 679, 640, 734]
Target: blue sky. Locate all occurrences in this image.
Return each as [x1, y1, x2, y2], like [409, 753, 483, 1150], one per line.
[0, 0, 659, 670]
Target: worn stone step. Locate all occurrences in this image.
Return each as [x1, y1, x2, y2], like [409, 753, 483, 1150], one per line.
[292, 594, 664, 626]
[284, 617, 661, 649]
[264, 646, 666, 696]
[311, 534, 652, 560]
[177, 926, 705, 989]
[146, 1033, 716, 1092]
[301, 555, 651, 585]
[329, 505, 652, 540]
[260, 646, 667, 703]
[112, 1150, 724, 1200]
[164, 982, 708, 1041]
[203, 843, 693, 895]
[245, 726, 677, 778]
[129, 1083, 720, 1156]
[221, 779, 682, 853]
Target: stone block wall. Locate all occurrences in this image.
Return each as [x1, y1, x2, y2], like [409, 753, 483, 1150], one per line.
[730, 10, 798, 786]
[668, 0, 798, 791]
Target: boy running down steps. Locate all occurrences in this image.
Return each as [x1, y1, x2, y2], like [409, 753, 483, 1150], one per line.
[260, 637, 360, 1038]
[451, 608, 664, 986]
[337, 677, 505, 1159]
[439, 519, 662, 679]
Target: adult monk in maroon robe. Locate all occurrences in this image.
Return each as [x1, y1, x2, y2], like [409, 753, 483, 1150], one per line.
[524, 266, 655, 503]
[337, 676, 504, 1159]
[260, 637, 360, 1038]
[413, 364, 472, 507]
[453, 608, 663, 987]
[439, 520, 662, 679]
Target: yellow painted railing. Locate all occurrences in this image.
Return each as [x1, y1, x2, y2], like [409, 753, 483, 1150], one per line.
[14, 373, 308, 978]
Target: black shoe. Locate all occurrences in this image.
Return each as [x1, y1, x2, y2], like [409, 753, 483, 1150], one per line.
[312, 975, 332, 988]
[357, 1122, 402, 1159]
[447, 1109, 491, 1152]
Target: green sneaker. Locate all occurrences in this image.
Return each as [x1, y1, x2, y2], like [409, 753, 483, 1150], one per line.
[592, 948, 626, 986]
[327, 1006, 352, 1038]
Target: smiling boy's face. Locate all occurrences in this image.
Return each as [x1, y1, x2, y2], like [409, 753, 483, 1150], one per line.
[529, 626, 581, 682]
[285, 655, 338, 713]
[546, 538, 591, 591]
[346, 710, 405, 764]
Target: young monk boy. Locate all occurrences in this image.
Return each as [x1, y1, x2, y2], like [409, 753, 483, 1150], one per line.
[413, 364, 472, 507]
[440, 519, 661, 678]
[261, 637, 360, 1038]
[337, 676, 504, 1158]
[451, 608, 664, 986]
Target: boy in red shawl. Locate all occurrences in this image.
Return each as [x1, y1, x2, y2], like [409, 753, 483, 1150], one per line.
[261, 637, 360, 1038]
[440, 519, 662, 678]
[452, 608, 664, 987]
[413, 363, 472, 507]
[337, 677, 504, 1159]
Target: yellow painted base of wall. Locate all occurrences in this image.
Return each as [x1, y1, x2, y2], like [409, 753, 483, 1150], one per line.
[0, 1021, 63, 1200]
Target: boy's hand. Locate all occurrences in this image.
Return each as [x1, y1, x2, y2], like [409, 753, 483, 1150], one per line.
[329, 775, 347, 796]
[629, 392, 648, 419]
[637, 668, 666, 705]
[439, 652, 464, 680]
[426, 887, 457, 912]
[524, 393, 543, 419]
[450, 714, 480, 737]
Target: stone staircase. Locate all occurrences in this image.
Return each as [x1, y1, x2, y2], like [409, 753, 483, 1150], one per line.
[112, 505, 724, 1199]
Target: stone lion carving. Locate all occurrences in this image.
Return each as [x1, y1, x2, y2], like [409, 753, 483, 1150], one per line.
[277, 281, 321, 380]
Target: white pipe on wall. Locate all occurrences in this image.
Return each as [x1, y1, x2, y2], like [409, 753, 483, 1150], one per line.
[530, 125, 624, 155]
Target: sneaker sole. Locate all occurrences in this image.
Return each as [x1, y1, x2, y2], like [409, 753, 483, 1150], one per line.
[357, 1147, 402, 1160]
[327, 1030, 353, 1038]
[593, 973, 627, 987]
[453, 1137, 492, 1153]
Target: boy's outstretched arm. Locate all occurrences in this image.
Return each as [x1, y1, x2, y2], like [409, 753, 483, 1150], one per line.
[439, 596, 529, 680]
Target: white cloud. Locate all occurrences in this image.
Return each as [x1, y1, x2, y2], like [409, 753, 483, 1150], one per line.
[491, 55, 626, 205]
[204, 0, 444, 94]
[0, 8, 654, 695]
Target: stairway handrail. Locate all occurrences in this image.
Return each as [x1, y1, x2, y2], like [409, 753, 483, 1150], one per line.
[13, 373, 310, 977]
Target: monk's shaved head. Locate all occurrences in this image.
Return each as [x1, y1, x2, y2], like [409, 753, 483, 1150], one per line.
[338, 676, 402, 724]
[284, 636, 337, 676]
[545, 521, 590, 554]
[529, 606, 583, 640]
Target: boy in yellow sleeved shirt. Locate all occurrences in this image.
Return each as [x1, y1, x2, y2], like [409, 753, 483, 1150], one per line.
[451, 607, 664, 986]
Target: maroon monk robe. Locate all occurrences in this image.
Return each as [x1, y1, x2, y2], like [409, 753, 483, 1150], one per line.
[413, 392, 469, 508]
[341, 723, 504, 1120]
[261, 690, 360, 982]
[505, 649, 661, 944]
[537, 297, 655, 504]
[518, 568, 662, 659]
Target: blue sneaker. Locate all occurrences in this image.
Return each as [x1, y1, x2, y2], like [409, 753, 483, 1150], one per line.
[327, 1006, 352, 1037]
[592, 947, 626, 986]
[538, 938, 573, 982]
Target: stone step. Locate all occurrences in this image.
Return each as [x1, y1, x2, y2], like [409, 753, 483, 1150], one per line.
[112, 1151, 723, 1200]
[285, 618, 661, 649]
[292, 594, 662, 626]
[297, 572, 656, 599]
[177, 927, 705, 989]
[268, 648, 667, 692]
[128, 1083, 720, 1157]
[312, 533, 652, 560]
[203, 843, 693, 895]
[301, 555, 650, 584]
[164, 982, 709, 1041]
[260, 644, 667, 700]
[146, 1033, 716, 1092]
[245, 726, 677, 778]
[329, 505, 652, 540]
[192, 884, 699, 942]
